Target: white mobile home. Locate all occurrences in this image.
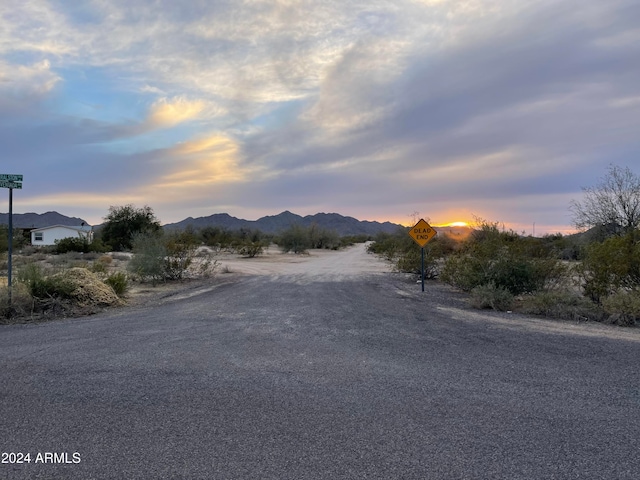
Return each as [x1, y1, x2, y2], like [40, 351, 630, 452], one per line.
[31, 225, 93, 246]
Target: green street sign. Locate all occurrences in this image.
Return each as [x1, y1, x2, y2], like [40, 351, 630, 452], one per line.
[0, 181, 22, 189]
[0, 174, 23, 182]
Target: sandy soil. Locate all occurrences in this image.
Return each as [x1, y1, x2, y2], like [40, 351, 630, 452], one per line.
[216, 242, 391, 280]
[126, 242, 394, 306]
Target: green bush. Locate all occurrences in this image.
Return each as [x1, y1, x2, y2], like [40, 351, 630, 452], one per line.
[0, 226, 29, 253]
[368, 228, 456, 278]
[233, 240, 265, 258]
[54, 237, 108, 254]
[128, 230, 200, 283]
[470, 283, 514, 311]
[517, 290, 602, 322]
[576, 233, 640, 302]
[128, 233, 166, 284]
[105, 272, 128, 296]
[441, 221, 566, 295]
[277, 225, 312, 253]
[17, 263, 75, 300]
[601, 290, 640, 326]
[55, 237, 90, 254]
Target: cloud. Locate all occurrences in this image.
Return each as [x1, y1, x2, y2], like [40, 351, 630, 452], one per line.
[152, 133, 249, 188]
[0, 59, 61, 110]
[147, 97, 206, 127]
[0, 0, 638, 233]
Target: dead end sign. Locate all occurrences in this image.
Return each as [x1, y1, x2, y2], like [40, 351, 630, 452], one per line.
[409, 219, 437, 247]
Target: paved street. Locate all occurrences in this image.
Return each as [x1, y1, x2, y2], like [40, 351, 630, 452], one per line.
[1, 244, 639, 479]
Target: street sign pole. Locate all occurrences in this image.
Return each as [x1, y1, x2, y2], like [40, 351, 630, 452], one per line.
[8, 187, 12, 306]
[1, 174, 23, 309]
[421, 247, 425, 292]
[408, 219, 437, 292]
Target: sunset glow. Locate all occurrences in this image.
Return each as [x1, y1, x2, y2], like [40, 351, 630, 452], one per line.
[437, 221, 470, 228]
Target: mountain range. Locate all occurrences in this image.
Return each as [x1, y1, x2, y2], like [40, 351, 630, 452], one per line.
[0, 211, 89, 228]
[1, 211, 403, 236]
[164, 211, 402, 236]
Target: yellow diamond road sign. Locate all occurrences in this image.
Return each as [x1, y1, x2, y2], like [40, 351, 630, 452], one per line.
[409, 219, 437, 247]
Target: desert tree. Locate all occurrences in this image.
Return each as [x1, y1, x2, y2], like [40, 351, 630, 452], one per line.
[570, 164, 640, 237]
[101, 205, 161, 251]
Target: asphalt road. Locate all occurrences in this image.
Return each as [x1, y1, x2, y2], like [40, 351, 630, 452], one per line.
[1, 244, 640, 479]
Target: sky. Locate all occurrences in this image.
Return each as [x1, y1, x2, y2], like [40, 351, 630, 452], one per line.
[1, 0, 639, 235]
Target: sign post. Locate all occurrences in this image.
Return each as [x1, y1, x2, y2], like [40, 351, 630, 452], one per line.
[408, 219, 437, 292]
[1, 174, 23, 307]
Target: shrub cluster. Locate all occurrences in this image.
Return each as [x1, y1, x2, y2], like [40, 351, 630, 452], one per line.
[441, 222, 566, 295]
[128, 230, 215, 283]
[275, 224, 342, 253]
[198, 226, 270, 254]
[575, 233, 640, 302]
[2, 263, 126, 320]
[367, 228, 456, 279]
[54, 237, 109, 254]
[0, 226, 29, 252]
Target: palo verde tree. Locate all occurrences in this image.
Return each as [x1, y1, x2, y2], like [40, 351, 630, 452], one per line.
[570, 164, 640, 238]
[101, 205, 161, 251]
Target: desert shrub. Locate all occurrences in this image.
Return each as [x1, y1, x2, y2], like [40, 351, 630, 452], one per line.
[368, 228, 456, 278]
[367, 231, 400, 261]
[576, 233, 640, 302]
[14, 264, 42, 297]
[233, 240, 265, 258]
[396, 246, 442, 280]
[277, 225, 312, 253]
[441, 221, 567, 295]
[54, 237, 81, 254]
[275, 224, 342, 253]
[339, 234, 370, 247]
[601, 291, 640, 326]
[128, 233, 166, 284]
[98, 255, 113, 265]
[470, 283, 514, 311]
[91, 255, 113, 274]
[517, 290, 602, 322]
[129, 230, 201, 283]
[308, 224, 340, 249]
[50, 252, 85, 265]
[199, 226, 234, 251]
[105, 272, 128, 296]
[90, 261, 107, 274]
[19, 246, 40, 256]
[0, 226, 29, 253]
[196, 252, 219, 278]
[20, 264, 75, 300]
[45, 268, 120, 308]
[164, 230, 198, 280]
[0, 283, 34, 319]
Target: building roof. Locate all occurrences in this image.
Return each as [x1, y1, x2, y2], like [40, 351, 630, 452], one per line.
[30, 224, 92, 233]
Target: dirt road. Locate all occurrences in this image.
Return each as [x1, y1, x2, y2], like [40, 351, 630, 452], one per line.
[216, 242, 391, 280]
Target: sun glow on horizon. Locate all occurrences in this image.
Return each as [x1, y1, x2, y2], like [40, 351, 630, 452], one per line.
[435, 221, 470, 228]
